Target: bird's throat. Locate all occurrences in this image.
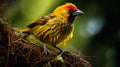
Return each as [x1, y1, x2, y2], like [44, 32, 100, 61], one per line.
[67, 15, 76, 23]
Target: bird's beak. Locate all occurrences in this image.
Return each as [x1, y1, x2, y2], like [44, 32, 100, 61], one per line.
[73, 10, 84, 16]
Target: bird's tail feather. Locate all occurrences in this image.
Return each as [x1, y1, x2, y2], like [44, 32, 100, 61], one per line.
[18, 28, 31, 34]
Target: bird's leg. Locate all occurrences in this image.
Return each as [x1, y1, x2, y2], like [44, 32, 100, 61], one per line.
[53, 45, 63, 54]
[43, 43, 50, 54]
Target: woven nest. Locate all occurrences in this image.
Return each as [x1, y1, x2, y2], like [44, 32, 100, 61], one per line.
[0, 18, 92, 67]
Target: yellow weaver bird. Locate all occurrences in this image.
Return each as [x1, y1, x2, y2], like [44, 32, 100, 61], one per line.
[20, 3, 84, 53]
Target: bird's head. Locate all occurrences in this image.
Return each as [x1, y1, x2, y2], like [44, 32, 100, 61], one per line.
[53, 3, 84, 22]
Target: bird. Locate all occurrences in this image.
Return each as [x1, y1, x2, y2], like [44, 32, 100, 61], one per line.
[19, 3, 84, 54]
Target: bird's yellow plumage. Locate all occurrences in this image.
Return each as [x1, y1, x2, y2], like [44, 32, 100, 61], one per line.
[19, 3, 84, 53]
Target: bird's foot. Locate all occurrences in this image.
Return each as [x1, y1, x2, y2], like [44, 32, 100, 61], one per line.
[53, 45, 63, 55]
[43, 43, 51, 54]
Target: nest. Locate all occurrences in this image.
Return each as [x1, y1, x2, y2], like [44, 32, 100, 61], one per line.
[0, 18, 92, 67]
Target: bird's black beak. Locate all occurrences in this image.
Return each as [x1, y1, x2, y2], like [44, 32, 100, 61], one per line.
[73, 10, 84, 16]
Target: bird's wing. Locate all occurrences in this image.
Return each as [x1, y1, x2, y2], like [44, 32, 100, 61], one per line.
[27, 14, 56, 28]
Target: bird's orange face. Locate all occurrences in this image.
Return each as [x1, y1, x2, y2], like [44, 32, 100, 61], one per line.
[53, 3, 84, 19]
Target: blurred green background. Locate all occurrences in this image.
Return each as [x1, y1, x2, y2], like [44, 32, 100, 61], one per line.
[4, 0, 119, 67]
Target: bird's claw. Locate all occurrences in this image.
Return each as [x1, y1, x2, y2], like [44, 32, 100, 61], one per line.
[43, 43, 51, 54]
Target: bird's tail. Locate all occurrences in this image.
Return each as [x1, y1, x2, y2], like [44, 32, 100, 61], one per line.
[18, 28, 31, 34]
